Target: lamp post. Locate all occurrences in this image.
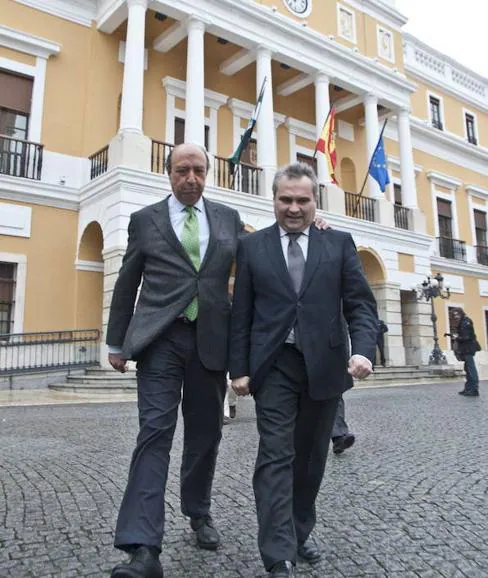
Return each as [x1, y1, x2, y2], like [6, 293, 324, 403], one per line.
[413, 272, 450, 365]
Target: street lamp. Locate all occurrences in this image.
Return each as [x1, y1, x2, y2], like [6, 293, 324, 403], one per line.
[412, 272, 451, 365]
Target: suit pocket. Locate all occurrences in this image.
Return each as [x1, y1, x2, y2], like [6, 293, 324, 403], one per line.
[330, 332, 345, 348]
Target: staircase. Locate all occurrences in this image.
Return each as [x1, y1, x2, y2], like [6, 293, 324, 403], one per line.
[48, 365, 465, 394]
[49, 367, 137, 394]
[359, 365, 464, 387]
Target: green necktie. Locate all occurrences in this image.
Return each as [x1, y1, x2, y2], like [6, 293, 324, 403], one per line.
[181, 205, 200, 321]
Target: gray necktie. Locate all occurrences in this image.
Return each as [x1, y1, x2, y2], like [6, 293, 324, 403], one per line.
[287, 233, 305, 294]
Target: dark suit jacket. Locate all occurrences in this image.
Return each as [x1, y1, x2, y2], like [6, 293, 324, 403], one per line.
[106, 195, 243, 369]
[229, 223, 378, 400]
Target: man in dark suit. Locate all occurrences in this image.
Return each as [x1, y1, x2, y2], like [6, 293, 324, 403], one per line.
[107, 143, 244, 578]
[230, 162, 378, 577]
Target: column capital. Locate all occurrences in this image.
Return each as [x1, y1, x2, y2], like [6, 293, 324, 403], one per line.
[186, 16, 206, 33]
[363, 92, 378, 105]
[397, 105, 411, 116]
[256, 45, 273, 59]
[314, 71, 330, 85]
[127, 0, 148, 9]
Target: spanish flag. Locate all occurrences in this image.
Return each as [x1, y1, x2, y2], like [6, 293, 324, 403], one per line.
[315, 105, 337, 184]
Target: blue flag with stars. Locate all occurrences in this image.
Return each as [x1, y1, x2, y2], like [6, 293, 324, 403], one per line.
[368, 135, 390, 192]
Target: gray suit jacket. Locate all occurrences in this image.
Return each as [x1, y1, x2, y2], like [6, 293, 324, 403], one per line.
[106, 195, 243, 370]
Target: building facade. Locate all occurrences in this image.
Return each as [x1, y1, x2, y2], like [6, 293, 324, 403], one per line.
[1, 0, 488, 375]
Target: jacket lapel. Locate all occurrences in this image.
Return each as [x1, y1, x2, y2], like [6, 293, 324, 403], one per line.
[265, 223, 296, 296]
[299, 226, 328, 296]
[151, 197, 194, 267]
[200, 199, 220, 270]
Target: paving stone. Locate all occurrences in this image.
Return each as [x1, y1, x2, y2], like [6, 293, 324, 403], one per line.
[0, 381, 487, 576]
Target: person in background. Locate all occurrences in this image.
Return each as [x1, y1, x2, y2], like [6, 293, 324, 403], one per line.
[223, 377, 237, 424]
[376, 319, 388, 367]
[452, 308, 481, 397]
[331, 396, 355, 454]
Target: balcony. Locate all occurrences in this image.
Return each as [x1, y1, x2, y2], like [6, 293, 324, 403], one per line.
[214, 155, 261, 196]
[394, 205, 411, 230]
[151, 140, 174, 175]
[437, 237, 467, 261]
[476, 245, 488, 266]
[344, 191, 376, 222]
[89, 145, 109, 180]
[0, 135, 43, 180]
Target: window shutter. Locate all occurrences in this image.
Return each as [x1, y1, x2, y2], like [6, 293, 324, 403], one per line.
[437, 198, 452, 218]
[0, 70, 33, 114]
[474, 209, 486, 230]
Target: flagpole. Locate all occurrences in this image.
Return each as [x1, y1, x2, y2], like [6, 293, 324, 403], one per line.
[353, 118, 389, 217]
[312, 100, 335, 161]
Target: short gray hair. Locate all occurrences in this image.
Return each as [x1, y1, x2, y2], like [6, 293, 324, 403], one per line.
[272, 162, 318, 199]
[166, 143, 210, 174]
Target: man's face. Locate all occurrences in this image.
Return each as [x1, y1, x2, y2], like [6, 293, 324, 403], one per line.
[274, 176, 316, 232]
[169, 144, 207, 206]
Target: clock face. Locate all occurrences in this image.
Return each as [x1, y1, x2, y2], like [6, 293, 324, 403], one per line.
[283, 0, 311, 17]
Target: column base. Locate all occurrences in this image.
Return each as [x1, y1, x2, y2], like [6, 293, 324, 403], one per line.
[375, 198, 395, 227]
[409, 208, 427, 234]
[108, 131, 152, 172]
[324, 183, 346, 215]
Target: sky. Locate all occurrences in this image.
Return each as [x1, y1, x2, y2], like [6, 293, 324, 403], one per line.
[395, 0, 488, 78]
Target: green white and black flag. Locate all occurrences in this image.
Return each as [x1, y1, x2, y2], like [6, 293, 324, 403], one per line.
[228, 76, 267, 169]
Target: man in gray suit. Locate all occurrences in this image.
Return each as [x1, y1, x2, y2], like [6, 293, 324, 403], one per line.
[107, 143, 244, 578]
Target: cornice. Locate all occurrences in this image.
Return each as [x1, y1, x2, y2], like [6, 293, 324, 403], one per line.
[285, 118, 316, 141]
[0, 24, 61, 58]
[426, 171, 462, 191]
[343, 0, 408, 30]
[75, 259, 104, 272]
[0, 174, 78, 211]
[227, 97, 287, 127]
[15, 0, 96, 27]
[162, 76, 228, 110]
[466, 184, 488, 200]
[387, 156, 423, 176]
[431, 256, 488, 278]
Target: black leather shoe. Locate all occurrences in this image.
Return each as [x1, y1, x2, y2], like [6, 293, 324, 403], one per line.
[190, 515, 220, 550]
[297, 540, 322, 564]
[111, 546, 164, 578]
[269, 561, 295, 576]
[333, 433, 355, 454]
[461, 389, 480, 397]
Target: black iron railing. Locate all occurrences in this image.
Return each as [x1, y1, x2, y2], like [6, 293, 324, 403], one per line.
[476, 245, 488, 266]
[344, 191, 376, 222]
[151, 140, 174, 175]
[89, 145, 109, 180]
[0, 135, 43, 180]
[394, 205, 411, 230]
[214, 156, 261, 195]
[0, 329, 100, 375]
[437, 237, 467, 261]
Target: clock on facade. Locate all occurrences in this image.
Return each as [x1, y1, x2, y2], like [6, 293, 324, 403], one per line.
[283, 0, 312, 18]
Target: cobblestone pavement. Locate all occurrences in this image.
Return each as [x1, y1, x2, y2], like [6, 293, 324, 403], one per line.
[1, 382, 487, 578]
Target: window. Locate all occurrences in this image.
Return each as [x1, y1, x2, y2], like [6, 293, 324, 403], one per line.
[465, 113, 477, 145]
[174, 117, 209, 151]
[0, 70, 33, 137]
[337, 5, 356, 43]
[429, 96, 443, 130]
[378, 26, 394, 62]
[437, 198, 454, 258]
[296, 153, 318, 174]
[474, 210, 488, 265]
[241, 138, 257, 166]
[394, 183, 402, 205]
[0, 262, 15, 335]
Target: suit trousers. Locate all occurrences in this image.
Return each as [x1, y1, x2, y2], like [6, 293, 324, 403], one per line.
[114, 320, 226, 551]
[253, 345, 339, 570]
[331, 395, 349, 439]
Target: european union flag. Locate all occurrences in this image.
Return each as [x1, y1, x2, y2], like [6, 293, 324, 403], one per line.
[368, 136, 390, 192]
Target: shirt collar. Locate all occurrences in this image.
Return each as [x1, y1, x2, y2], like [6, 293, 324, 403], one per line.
[169, 194, 205, 213]
[279, 225, 310, 238]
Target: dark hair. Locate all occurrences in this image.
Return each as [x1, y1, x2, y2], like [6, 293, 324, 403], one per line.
[165, 143, 210, 174]
[272, 162, 318, 199]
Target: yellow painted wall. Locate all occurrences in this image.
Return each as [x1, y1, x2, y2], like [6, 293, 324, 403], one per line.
[75, 270, 103, 330]
[0, 46, 36, 65]
[257, 0, 336, 37]
[398, 253, 415, 273]
[0, 200, 78, 331]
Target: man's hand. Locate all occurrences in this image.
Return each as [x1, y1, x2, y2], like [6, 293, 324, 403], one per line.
[313, 216, 330, 230]
[347, 355, 373, 380]
[231, 376, 251, 396]
[109, 353, 128, 373]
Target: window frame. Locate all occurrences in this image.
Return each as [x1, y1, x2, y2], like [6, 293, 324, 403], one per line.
[337, 3, 357, 44]
[427, 91, 445, 131]
[463, 108, 478, 146]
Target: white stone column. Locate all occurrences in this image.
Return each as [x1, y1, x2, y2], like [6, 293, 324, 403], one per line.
[185, 18, 206, 146]
[364, 93, 382, 199]
[108, 0, 151, 171]
[119, 0, 147, 134]
[314, 73, 330, 185]
[397, 107, 418, 209]
[256, 46, 277, 197]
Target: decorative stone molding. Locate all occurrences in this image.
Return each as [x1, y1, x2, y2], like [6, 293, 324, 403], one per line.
[0, 24, 61, 58]
[0, 203, 32, 238]
[15, 0, 96, 27]
[466, 184, 488, 200]
[75, 259, 104, 272]
[163, 76, 227, 110]
[388, 156, 423, 175]
[426, 171, 462, 191]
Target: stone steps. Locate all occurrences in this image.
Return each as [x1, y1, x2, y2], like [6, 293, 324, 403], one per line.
[49, 366, 465, 394]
